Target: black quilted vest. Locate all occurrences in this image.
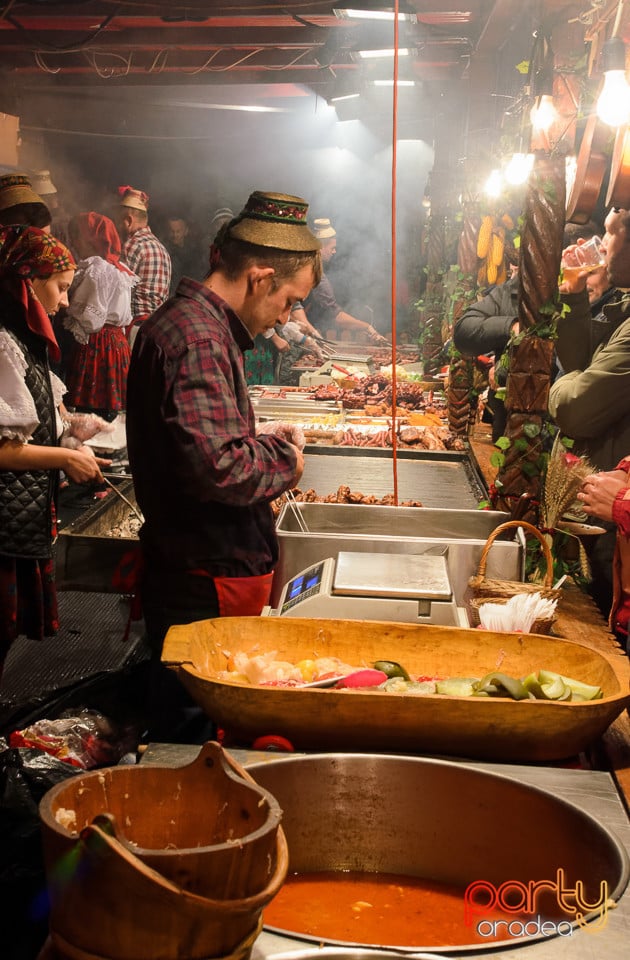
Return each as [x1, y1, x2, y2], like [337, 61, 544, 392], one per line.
[0, 305, 58, 559]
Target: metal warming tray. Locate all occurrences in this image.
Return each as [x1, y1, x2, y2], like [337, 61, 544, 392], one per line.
[251, 397, 343, 421]
[273, 504, 517, 608]
[55, 480, 140, 592]
[300, 446, 486, 507]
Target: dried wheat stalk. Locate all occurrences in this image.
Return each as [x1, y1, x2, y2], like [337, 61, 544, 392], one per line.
[541, 437, 594, 531]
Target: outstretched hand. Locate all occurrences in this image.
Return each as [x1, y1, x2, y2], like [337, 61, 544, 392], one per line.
[577, 471, 628, 523]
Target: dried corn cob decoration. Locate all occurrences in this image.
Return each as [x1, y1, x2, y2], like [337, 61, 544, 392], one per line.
[476, 215, 493, 259]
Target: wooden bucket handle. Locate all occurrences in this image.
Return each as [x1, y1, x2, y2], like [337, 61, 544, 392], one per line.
[78, 820, 288, 910]
[476, 520, 554, 588]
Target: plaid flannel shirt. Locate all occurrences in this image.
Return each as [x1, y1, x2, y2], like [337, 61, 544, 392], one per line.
[122, 227, 171, 319]
[126, 277, 299, 579]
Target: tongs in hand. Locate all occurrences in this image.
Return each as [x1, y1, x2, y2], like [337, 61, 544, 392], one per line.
[315, 338, 337, 359]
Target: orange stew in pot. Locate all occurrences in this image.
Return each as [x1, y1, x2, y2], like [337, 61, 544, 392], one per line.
[265, 871, 541, 947]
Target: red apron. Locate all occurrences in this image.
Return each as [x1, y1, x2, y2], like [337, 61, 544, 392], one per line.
[213, 572, 275, 617]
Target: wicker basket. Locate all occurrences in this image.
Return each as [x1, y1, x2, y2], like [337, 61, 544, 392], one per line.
[468, 596, 556, 635]
[468, 520, 562, 603]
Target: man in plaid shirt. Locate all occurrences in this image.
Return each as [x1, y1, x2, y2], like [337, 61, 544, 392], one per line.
[127, 190, 321, 654]
[116, 186, 171, 333]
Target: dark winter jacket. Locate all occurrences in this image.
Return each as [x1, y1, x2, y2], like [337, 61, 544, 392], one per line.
[453, 276, 519, 361]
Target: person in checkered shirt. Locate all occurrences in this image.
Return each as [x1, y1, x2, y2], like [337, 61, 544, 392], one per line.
[115, 185, 171, 337]
[126, 190, 322, 655]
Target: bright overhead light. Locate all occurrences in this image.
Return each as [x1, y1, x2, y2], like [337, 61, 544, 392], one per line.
[484, 169, 503, 197]
[372, 79, 415, 87]
[331, 93, 361, 102]
[530, 94, 558, 133]
[596, 37, 630, 127]
[504, 152, 534, 185]
[173, 102, 286, 113]
[358, 47, 409, 59]
[334, 8, 416, 22]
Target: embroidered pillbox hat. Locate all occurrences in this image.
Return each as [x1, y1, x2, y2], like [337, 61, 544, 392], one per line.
[118, 185, 149, 213]
[0, 173, 48, 211]
[313, 217, 336, 239]
[227, 191, 320, 252]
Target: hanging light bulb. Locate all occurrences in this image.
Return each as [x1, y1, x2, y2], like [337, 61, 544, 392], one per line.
[530, 94, 558, 133]
[596, 36, 630, 127]
[484, 169, 503, 197]
[527, 30, 558, 143]
[504, 152, 535, 185]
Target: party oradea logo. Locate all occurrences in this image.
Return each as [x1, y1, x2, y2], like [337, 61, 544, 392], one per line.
[464, 869, 613, 940]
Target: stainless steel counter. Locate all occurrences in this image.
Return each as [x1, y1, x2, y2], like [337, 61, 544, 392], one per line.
[142, 744, 630, 959]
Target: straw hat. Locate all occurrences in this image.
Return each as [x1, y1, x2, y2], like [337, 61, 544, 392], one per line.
[30, 170, 57, 196]
[313, 217, 336, 240]
[228, 191, 320, 252]
[117, 185, 149, 213]
[0, 174, 47, 211]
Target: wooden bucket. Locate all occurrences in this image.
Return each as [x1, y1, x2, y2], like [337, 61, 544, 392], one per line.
[43, 819, 288, 960]
[40, 741, 282, 901]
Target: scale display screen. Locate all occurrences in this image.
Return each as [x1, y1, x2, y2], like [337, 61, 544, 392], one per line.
[282, 562, 326, 611]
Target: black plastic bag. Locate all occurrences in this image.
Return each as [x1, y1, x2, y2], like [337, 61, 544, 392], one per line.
[0, 744, 81, 960]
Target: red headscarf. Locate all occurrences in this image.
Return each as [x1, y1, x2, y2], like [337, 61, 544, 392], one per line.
[70, 211, 133, 274]
[0, 225, 76, 361]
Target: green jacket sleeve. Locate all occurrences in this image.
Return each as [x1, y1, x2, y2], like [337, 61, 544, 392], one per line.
[549, 317, 630, 438]
[554, 290, 594, 373]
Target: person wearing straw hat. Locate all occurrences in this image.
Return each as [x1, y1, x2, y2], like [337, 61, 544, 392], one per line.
[0, 173, 52, 231]
[126, 190, 321, 654]
[30, 168, 71, 247]
[115, 185, 171, 337]
[303, 216, 388, 344]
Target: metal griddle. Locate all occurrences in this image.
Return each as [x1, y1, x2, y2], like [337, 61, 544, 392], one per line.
[300, 446, 486, 509]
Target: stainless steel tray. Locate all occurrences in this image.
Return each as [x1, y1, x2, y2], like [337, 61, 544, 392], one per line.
[300, 445, 486, 506]
[55, 480, 140, 592]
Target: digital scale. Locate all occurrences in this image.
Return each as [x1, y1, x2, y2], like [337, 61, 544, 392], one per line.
[263, 549, 469, 626]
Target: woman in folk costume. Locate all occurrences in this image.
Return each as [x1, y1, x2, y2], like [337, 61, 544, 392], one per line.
[0, 226, 107, 672]
[64, 212, 139, 418]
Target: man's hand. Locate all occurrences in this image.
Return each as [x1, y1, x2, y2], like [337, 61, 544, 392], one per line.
[257, 421, 306, 450]
[289, 446, 305, 485]
[366, 324, 388, 345]
[559, 244, 589, 295]
[304, 336, 324, 362]
[577, 471, 629, 523]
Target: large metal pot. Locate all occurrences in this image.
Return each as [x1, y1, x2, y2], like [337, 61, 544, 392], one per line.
[248, 754, 629, 953]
